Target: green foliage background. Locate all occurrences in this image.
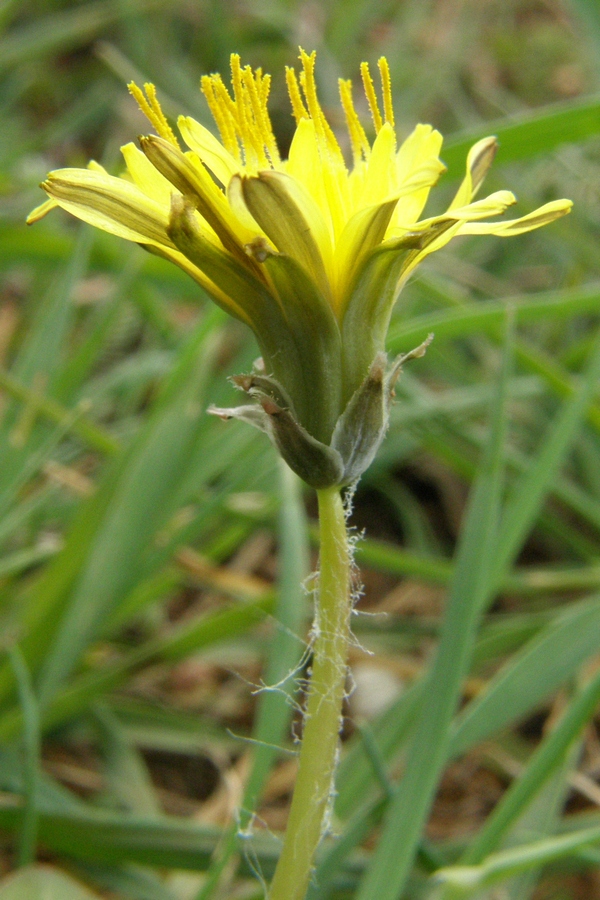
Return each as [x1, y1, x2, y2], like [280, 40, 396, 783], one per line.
[2, 1, 600, 898]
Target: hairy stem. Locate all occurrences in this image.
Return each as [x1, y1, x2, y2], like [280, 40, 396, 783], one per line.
[268, 486, 351, 900]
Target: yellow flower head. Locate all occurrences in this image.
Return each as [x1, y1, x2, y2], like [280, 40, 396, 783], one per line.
[29, 51, 572, 486]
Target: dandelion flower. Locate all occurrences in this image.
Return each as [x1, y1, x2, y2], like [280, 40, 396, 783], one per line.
[30, 51, 572, 487]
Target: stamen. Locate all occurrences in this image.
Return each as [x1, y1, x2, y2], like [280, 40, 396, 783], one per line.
[240, 78, 265, 170]
[298, 50, 323, 127]
[242, 68, 264, 138]
[256, 74, 280, 165]
[360, 62, 383, 133]
[378, 57, 395, 129]
[243, 65, 279, 166]
[128, 82, 179, 146]
[298, 49, 344, 161]
[229, 54, 251, 160]
[202, 57, 280, 173]
[240, 72, 260, 162]
[208, 72, 238, 119]
[201, 75, 241, 161]
[229, 53, 244, 112]
[230, 55, 272, 171]
[259, 71, 271, 104]
[286, 67, 308, 122]
[338, 79, 370, 165]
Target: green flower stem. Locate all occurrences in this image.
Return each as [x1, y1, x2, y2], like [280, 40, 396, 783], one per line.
[268, 485, 351, 900]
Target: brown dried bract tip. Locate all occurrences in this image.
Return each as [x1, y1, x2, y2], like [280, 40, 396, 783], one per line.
[260, 397, 282, 416]
[245, 236, 275, 262]
[231, 374, 254, 392]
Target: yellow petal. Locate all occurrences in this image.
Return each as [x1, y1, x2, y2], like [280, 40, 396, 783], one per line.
[286, 118, 332, 229]
[449, 136, 498, 210]
[390, 124, 445, 227]
[394, 197, 572, 285]
[385, 190, 514, 277]
[359, 122, 396, 207]
[467, 137, 499, 196]
[26, 198, 58, 225]
[286, 116, 349, 241]
[42, 168, 173, 247]
[348, 159, 368, 210]
[390, 189, 516, 240]
[178, 115, 241, 186]
[441, 190, 516, 221]
[87, 160, 109, 174]
[459, 199, 573, 236]
[226, 174, 264, 233]
[401, 220, 463, 274]
[395, 125, 443, 181]
[168, 194, 270, 308]
[121, 142, 174, 206]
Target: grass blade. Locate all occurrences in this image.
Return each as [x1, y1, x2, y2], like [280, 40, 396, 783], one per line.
[6, 645, 40, 867]
[449, 595, 600, 757]
[490, 326, 600, 591]
[461, 669, 600, 866]
[442, 94, 600, 179]
[388, 283, 600, 350]
[434, 824, 600, 894]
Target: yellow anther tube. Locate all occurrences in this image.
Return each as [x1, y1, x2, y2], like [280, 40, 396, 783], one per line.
[201, 56, 281, 173]
[378, 57, 395, 128]
[339, 79, 370, 165]
[200, 75, 241, 161]
[360, 62, 383, 133]
[286, 67, 309, 123]
[128, 82, 179, 147]
[298, 49, 344, 162]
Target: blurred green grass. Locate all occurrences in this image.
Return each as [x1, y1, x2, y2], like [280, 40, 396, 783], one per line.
[2, 1, 600, 899]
